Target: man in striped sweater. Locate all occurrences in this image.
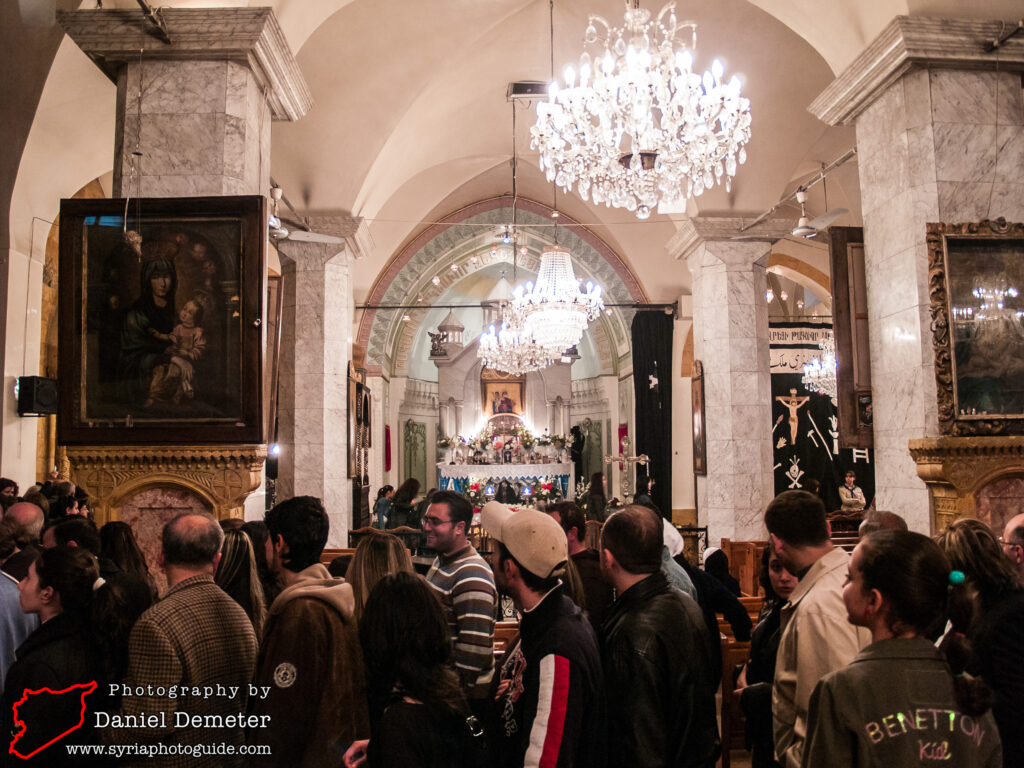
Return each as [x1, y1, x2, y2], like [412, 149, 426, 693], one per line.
[424, 490, 497, 702]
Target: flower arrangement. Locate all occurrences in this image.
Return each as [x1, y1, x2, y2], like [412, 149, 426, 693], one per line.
[536, 432, 552, 447]
[465, 482, 490, 507]
[550, 433, 566, 448]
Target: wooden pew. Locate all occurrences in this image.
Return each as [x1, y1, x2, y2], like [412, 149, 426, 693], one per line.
[720, 635, 751, 768]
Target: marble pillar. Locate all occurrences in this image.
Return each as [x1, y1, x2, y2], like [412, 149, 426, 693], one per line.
[810, 17, 1024, 532]
[59, 8, 312, 198]
[674, 218, 791, 543]
[276, 239, 353, 545]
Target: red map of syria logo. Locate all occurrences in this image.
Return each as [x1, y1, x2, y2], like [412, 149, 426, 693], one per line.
[9, 681, 97, 759]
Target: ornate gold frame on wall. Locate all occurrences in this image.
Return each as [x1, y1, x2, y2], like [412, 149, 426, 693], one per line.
[66, 444, 266, 525]
[927, 218, 1024, 436]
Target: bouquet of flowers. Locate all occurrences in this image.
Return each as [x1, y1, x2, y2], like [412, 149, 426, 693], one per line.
[536, 432, 552, 447]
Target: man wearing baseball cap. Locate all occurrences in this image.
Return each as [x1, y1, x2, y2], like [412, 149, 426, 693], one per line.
[481, 501, 606, 768]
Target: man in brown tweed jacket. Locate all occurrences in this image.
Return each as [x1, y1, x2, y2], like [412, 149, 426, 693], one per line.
[108, 513, 258, 767]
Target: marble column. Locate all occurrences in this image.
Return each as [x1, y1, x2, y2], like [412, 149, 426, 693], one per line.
[59, 8, 312, 198]
[674, 218, 791, 543]
[275, 239, 353, 545]
[810, 17, 1024, 532]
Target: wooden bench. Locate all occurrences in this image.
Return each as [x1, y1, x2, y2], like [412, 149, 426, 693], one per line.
[494, 620, 519, 662]
[720, 634, 751, 768]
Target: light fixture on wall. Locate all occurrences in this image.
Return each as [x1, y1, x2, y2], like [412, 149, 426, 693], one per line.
[802, 333, 837, 404]
[531, 0, 751, 219]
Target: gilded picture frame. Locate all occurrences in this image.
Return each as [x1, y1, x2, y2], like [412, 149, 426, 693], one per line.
[58, 196, 266, 444]
[927, 218, 1024, 436]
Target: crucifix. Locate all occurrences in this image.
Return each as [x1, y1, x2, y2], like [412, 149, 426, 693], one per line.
[603, 435, 649, 503]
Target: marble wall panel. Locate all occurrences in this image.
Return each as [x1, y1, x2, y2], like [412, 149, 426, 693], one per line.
[989, 182, 1024, 221]
[928, 70, 997, 125]
[975, 476, 1024, 532]
[936, 181, 999, 221]
[906, 124, 937, 187]
[995, 125, 1024, 182]
[933, 123, 997, 183]
[128, 60, 229, 116]
[997, 73, 1024, 125]
[118, 487, 212, 594]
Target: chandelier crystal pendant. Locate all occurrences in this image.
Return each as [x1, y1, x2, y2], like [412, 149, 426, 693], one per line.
[802, 334, 837, 404]
[531, 1, 751, 220]
[512, 244, 604, 356]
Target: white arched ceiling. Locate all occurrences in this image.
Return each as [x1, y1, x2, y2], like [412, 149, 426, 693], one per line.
[9, 0, 1022, 299]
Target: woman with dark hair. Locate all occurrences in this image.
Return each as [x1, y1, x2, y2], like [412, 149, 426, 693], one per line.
[346, 532, 413, 622]
[372, 486, 394, 530]
[215, 529, 268, 636]
[92, 573, 153, 701]
[585, 472, 606, 522]
[938, 518, 1024, 767]
[99, 521, 156, 599]
[1, 547, 108, 764]
[343, 572, 480, 768]
[736, 547, 798, 768]
[241, 520, 279, 607]
[804, 530, 1002, 767]
[0, 478, 19, 499]
[388, 478, 420, 529]
[118, 256, 177, 406]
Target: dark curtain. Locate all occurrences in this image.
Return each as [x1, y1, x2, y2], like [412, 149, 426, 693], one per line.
[632, 312, 673, 517]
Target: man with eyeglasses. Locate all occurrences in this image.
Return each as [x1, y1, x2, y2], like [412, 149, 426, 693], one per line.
[423, 490, 497, 705]
[1002, 512, 1024, 582]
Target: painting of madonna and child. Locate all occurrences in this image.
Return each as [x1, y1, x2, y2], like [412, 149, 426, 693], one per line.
[58, 196, 265, 444]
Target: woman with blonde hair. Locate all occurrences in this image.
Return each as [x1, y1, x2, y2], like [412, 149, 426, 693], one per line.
[215, 529, 268, 636]
[347, 532, 413, 621]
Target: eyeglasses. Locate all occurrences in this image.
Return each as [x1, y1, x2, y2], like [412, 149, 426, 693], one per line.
[422, 515, 454, 529]
[998, 536, 1023, 549]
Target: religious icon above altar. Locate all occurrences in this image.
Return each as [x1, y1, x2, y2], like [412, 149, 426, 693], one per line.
[481, 368, 524, 418]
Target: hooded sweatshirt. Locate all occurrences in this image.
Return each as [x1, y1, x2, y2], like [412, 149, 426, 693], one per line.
[250, 563, 369, 768]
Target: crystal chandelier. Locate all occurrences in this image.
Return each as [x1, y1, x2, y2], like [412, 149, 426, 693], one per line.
[512, 244, 604, 355]
[531, 1, 751, 220]
[802, 334, 837, 404]
[478, 307, 553, 376]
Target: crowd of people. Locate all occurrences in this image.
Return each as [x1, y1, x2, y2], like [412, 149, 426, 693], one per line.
[0, 471, 1019, 768]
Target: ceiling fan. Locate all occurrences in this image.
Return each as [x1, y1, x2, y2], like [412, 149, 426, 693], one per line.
[791, 187, 848, 239]
[268, 185, 343, 245]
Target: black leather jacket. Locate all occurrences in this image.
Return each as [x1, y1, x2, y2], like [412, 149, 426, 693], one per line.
[601, 572, 721, 768]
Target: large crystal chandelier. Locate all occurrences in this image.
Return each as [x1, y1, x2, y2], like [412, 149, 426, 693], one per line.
[512, 244, 604, 355]
[802, 334, 837, 404]
[478, 310, 553, 376]
[531, 1, 751, 220]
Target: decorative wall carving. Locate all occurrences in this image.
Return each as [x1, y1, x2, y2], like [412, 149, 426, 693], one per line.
[909, 436, 1024, 532]
[66, 444, 266, 525]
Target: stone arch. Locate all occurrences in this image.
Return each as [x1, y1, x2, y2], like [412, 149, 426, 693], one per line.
[357, 196, 644, 376]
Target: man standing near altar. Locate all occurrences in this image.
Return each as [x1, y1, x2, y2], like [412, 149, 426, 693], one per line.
[424, 490, 498, 707]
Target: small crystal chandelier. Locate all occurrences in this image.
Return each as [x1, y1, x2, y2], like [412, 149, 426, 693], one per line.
[802, 334, 837, 404]
[531, 1, 751, 220]
[512, 244, 604, 356]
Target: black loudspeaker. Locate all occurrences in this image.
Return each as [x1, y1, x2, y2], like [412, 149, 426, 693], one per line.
[17, 376, 58, 416]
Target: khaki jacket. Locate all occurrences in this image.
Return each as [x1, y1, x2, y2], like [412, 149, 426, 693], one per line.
[772, 547, 870, 768]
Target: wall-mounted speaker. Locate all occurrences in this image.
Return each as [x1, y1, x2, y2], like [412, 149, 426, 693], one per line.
[17, 376, 58, 416]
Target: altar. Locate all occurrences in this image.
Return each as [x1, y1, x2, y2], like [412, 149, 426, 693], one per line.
[438, 461, 575, 502]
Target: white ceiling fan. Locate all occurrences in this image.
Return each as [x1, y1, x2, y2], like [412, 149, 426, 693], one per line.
[268, 185, 343, 245]
[791, 187, 848, 239]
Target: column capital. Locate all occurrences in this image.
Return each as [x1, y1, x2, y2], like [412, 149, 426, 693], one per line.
[304, 212, 375, 261]
[276, 239, 348, 269]
[810, 16, 1024, 126]
[58, 8, 312, 121]
[669, 217, 790, 269]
